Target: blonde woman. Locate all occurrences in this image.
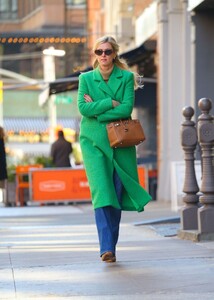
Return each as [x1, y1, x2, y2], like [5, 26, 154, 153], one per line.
[77, 36, 152, 263]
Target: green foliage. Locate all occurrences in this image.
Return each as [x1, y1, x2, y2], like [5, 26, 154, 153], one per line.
[34, 155, 55, 167]
[6, 154, 54, 182]
[7, 165, 16, 182]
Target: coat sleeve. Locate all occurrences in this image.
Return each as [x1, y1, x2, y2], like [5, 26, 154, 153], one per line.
[78, 74, 113, 118]
[96, 73, 135, 122]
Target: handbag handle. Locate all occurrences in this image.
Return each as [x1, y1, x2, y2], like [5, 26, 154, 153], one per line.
[120, 119, 129, 131]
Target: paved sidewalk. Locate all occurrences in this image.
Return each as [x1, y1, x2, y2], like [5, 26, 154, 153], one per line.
[0, 202, 214, 299]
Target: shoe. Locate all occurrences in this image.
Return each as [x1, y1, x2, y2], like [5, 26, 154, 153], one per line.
[101, 251, 116, 263]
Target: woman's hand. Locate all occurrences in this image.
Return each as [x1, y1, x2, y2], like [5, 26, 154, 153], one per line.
[112, 100, 120, 107]
[84, 94, 93, 102]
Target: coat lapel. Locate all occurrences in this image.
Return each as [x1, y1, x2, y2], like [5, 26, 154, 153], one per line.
[93, 66, 123, 98]
[108, 66, 123, 96]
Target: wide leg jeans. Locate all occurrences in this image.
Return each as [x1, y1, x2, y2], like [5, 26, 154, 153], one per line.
[95, 170, 123, 256]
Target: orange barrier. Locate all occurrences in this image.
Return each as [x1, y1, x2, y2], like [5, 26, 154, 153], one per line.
[29, 168, 90, 203]
[29, 166, 148, 204]
[138, 165, 148, 190]
[15, 164, 43, 206]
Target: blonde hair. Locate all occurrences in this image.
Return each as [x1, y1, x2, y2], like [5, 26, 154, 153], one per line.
[92, 36, 128, 70]
[92, 35, 139, 89]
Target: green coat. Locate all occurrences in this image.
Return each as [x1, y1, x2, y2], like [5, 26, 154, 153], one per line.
[77, 65, 152, 211]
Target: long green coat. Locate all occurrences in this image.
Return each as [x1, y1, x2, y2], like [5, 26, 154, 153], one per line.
[77, 65, 152, 212]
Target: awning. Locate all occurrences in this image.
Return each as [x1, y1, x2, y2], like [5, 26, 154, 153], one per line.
[189, 0, 214, 11]
[49, 40, 156, 95]
[119, 40, 156, 66]
[49, 67, 92, 95]
[0, 29, 84, 39]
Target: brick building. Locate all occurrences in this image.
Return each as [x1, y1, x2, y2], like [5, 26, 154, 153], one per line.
[0, 0, 87, 141]
[0, 0, 87, 78]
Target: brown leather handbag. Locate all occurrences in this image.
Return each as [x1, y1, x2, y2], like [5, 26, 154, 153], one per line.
[106, 119, 146, 148]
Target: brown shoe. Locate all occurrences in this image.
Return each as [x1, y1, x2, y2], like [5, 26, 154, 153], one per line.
[101, 251, 116, 263]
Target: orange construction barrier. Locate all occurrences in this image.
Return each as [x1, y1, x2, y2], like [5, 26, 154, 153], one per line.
[15, 164, 43, 206]
[29, 165, 148, 204]
[29, 168, 90, 203]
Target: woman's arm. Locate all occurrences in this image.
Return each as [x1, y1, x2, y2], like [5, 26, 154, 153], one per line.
[97, 73, 135, 122]
[77, 74, 113, 118]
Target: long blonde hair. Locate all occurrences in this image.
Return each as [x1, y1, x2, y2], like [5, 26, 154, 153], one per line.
[92, 35, 139, 89]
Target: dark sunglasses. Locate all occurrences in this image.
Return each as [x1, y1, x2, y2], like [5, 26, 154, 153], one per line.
[94, 49, 113, 56]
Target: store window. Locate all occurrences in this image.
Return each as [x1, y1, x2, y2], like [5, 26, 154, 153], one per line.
[0, 0, 18, 20]
[66, 0, 86, 5]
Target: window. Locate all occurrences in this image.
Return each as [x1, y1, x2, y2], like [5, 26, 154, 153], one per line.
[20, 0, 41, 19]
[0, 0, 18, 20]
[66, 0, 86, 6]
[30, 0, 42, 12]
[12, 0, 17, 11]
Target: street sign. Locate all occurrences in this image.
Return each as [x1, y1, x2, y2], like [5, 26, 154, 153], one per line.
[55, 95, 73, 104]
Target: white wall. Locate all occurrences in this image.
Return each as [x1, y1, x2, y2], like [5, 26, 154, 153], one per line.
[157, 0, 193, 202]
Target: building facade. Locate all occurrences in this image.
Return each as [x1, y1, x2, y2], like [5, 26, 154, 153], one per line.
[0, 0, 88, 78]
[157, 0, 214, 202]
[1, 0, 214, 203]
[86, 0, 214, 203]
[0, 0, 88, 144]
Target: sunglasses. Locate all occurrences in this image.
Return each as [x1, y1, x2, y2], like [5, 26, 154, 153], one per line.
[94, 49, 113, 56]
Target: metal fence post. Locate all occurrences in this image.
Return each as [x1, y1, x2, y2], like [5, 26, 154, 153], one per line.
[197, 98, 214, 234]
[180, 106, 199, 230]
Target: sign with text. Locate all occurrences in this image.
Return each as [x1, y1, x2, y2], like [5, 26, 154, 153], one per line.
[55, 95, 73, 104]
[29, 166, 148, 203]
[30, 168, 91, 202]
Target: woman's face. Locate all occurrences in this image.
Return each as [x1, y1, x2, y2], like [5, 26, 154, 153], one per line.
[94, 42, 115, 68]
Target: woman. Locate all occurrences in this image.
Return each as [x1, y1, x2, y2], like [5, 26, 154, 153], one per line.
[0, 126, 8, 205]
[77, 36, 152, 263]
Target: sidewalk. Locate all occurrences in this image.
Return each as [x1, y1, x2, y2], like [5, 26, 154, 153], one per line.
[0, 201, 214, 299]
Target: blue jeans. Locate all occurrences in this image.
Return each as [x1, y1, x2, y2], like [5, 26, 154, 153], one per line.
[95, 170, 123, 256]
